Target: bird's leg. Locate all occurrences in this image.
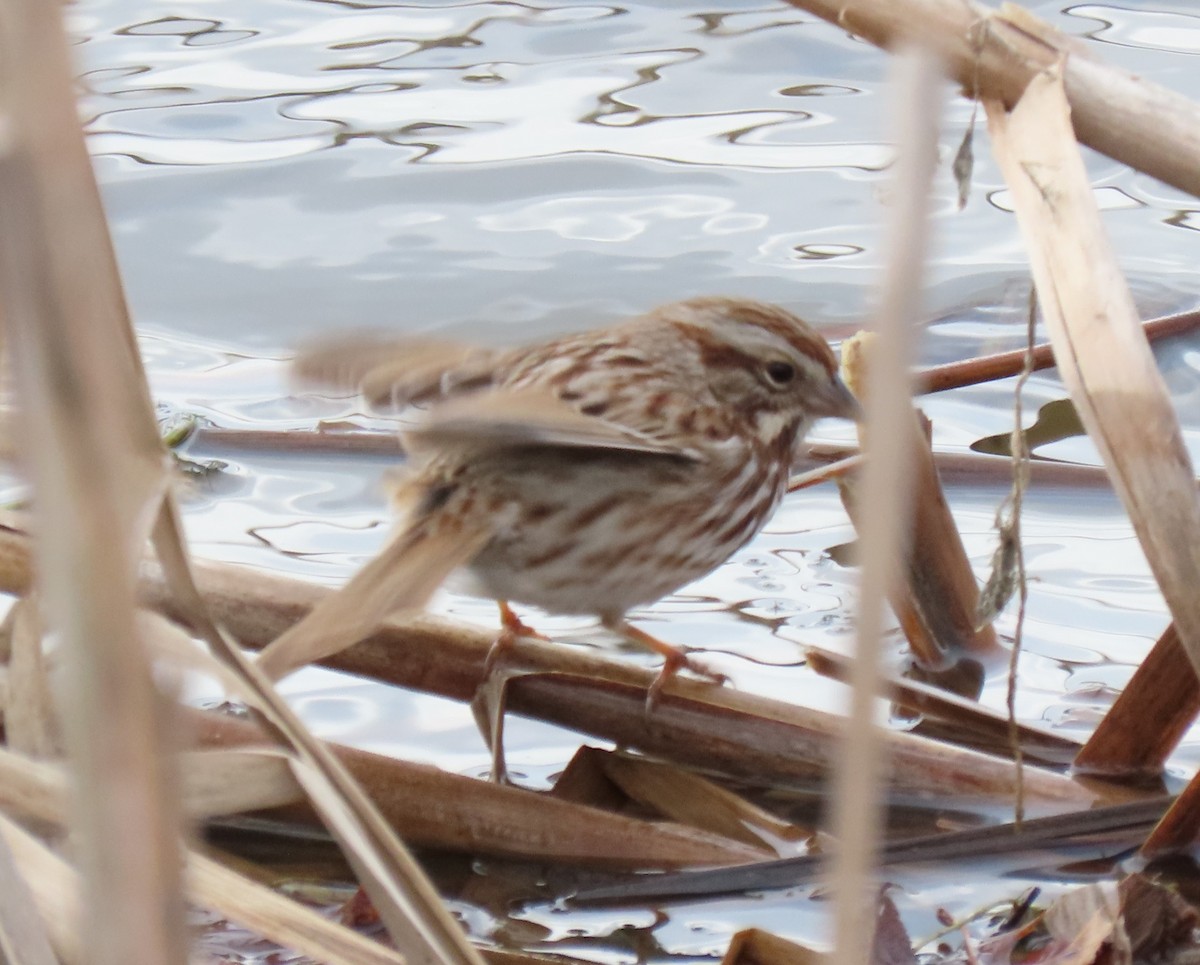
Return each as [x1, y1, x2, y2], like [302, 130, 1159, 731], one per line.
[609, 620, 728, 711]
[474, 601, 548, 783]
[486, 600, 548, 674]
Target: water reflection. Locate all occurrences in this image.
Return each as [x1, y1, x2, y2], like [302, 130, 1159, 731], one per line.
[1068, 4, 1200, 53]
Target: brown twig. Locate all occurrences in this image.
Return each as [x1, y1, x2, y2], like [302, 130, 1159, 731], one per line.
[573, 795, 1177, 904]
[1141, 771, 1200, 855]
[917, 308, 1200, 394]
[189, 708, 766, 869]
[1073, 624, 1199, 779]
[0, 523, 1096, 804]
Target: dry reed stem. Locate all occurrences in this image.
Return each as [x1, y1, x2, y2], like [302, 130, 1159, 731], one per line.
[0, 743, 293, 825]
[179, 749, 308, 819]
[189, 308, 1200, 464]
[0, 741, 413, 965]
[190, 707, 768, 868]
[6, 599, 60, 758]
[779, 0, 1200, 198]
[829, 47, 943, 965]
[0, 0, 187, 958]
[573, 794, 1174, 904]
[837, 391, 999, 670]
[3, 2, 472, 956]
[0, 817, 57, 965]
[152, 550, 1094, 803]
[7, 0, 484, 945]
[987, 74, 1200, 678]
[0, 520, 1100, 803]
[1073, 624, 1199, 778]
[805, 647, 1079, 764]
[187, 852, 406, 965]
[800, 443, 1120, 490]
[1140, 770, 1200, 855]
[0, 516, 1083, 802]
[0, 813, 83, 964]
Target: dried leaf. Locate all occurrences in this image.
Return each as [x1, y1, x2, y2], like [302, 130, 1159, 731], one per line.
[598, 752, 802, 855]
[871, 890, 917, 965]
[0, 0, 186, 952]
[976, 520, 1020, 630]
[986, 69, 1200, 680]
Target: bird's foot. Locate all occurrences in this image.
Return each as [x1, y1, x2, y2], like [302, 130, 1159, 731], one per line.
[613, 621, 728, 713]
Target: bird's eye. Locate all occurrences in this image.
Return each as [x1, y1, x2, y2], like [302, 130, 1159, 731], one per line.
[765, 360, 796, 386]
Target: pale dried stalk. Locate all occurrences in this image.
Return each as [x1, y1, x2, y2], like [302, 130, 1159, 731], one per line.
[180, 749, 306, 819]
[188, 852, 405, 965]
[830, 47, 942, 965]
[0, 1, 186, 960]
[779, 0, 1200, 198]
[6, 599, 60, 758]
[0, 743, 405, 965]
[5, 0, 481, 951]
[0, 818, 57, 965]
[0, 742, 301, 825]
[986, 70, 1200, 679]
[0, 813, 83, 964]
[1074, 624, 1198, 778]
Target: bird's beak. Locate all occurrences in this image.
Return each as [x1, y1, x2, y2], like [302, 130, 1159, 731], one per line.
[813, 375, 863, 422]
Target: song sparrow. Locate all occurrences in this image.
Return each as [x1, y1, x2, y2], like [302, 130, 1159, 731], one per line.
[257, 297, 860, 700]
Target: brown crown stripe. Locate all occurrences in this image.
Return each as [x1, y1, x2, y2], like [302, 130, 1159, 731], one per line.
[668, 297, 838, 376]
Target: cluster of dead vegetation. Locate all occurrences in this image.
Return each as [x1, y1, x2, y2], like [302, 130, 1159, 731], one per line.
[3, 0, 1200, 963]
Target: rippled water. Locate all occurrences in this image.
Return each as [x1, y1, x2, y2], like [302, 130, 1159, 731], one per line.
[72, 0, 1200, 956]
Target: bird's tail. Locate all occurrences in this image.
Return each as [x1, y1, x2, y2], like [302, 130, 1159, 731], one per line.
[256, 514, 491, 681]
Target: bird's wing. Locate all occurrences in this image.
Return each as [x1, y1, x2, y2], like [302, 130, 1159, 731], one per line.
[292, 333, 502, 411]
[401, 389, 701, 461]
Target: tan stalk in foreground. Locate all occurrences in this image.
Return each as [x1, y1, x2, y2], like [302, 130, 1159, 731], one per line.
[829, 48, 943, 965]
[0, 1, 186, 960]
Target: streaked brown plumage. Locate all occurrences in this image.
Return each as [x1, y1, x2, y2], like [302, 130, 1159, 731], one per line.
[258, 297, 860, 696]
